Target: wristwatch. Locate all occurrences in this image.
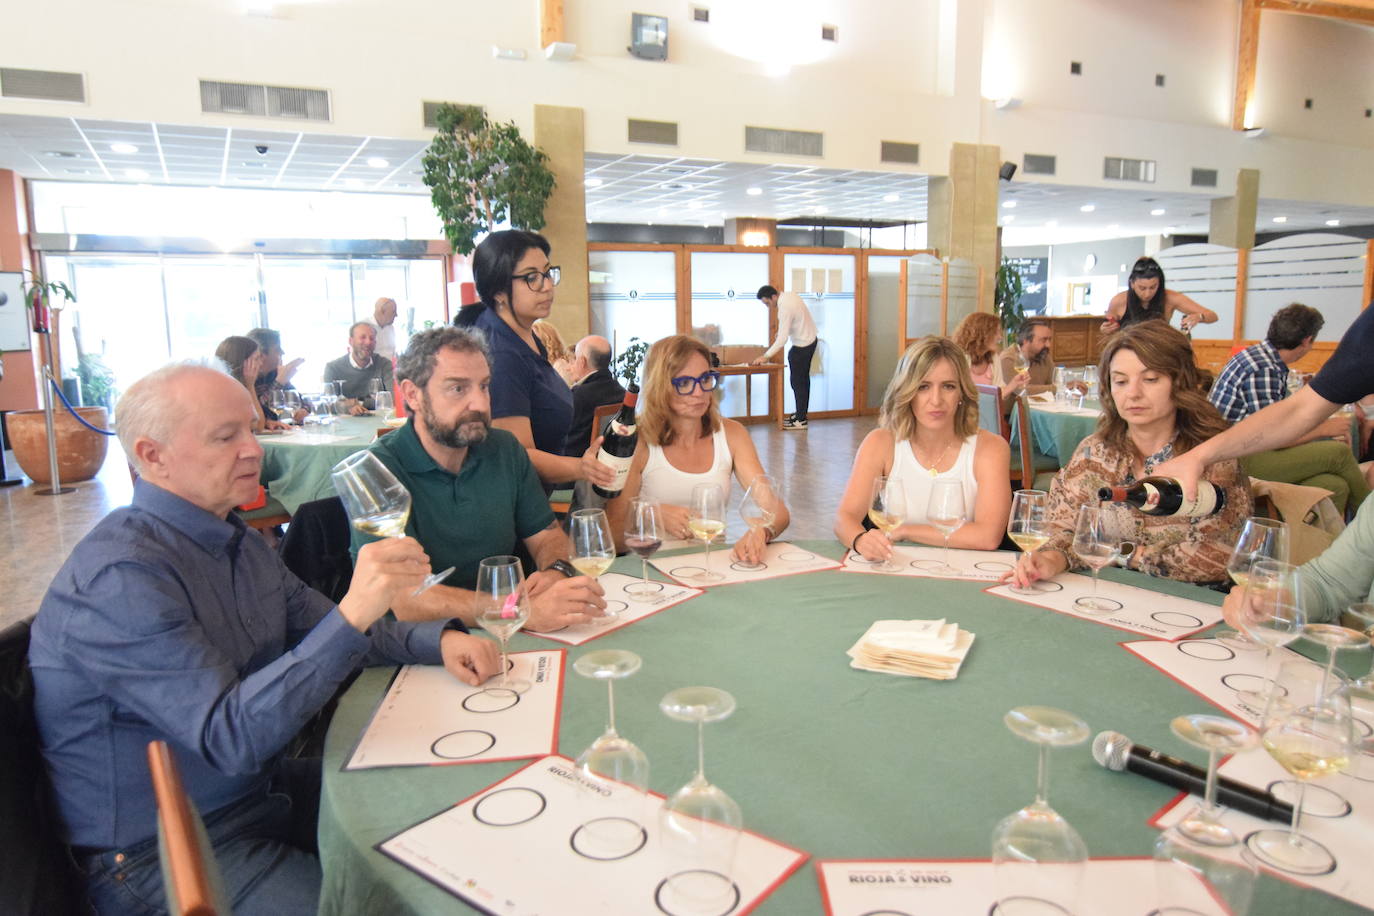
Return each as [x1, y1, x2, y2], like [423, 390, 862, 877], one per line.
[546, 559, 578, 578]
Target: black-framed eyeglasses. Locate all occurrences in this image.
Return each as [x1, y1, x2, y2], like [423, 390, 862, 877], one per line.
[670, 371, 721, 395]
[511, 266, 561, 290]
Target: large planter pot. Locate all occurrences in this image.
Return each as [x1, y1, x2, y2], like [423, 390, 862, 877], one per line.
[8, 407, 111, 484]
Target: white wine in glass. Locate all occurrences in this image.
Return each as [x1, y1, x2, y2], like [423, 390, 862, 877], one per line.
[569, 509, 617, 622]
[1218, 517, 1289, 650]
[1234, 559, 1306, 712]
[866, 476, 906, 573]
[1007, 489, 1049, 594]
[688, 484, 726, 582]
[331, 451, 454, 595]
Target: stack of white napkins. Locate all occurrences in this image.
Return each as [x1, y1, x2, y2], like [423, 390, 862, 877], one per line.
[846, 618, 975, 680]
[1029, 391, 1055, 403]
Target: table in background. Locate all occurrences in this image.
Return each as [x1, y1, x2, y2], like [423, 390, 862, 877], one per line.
[1011, 399, 1102, 464]
[258, 416, 386, 515]
[317, 541, 1362, 915]
[717, 363, 784, 427]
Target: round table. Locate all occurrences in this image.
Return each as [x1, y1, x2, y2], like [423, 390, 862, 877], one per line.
[257, 416, 390, 514]
[1013, 400, 1102, 463]
[317, 542, 1362, 915]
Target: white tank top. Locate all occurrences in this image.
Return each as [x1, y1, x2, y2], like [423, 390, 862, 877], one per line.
[890, 434, 980, 524]
[641, 425, 734, 509]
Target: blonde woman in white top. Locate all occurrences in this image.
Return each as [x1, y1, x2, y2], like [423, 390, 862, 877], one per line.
[835, 335, 1011, 563]
[607, 335, 790, 565]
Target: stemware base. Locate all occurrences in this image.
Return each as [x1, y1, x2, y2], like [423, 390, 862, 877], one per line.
[655, 870, 740, 916]
[570, 817, 647, 861]
[1175, 807, 1239, 847]
[1214, 627, 1261, 652]
[1244, 827, 1337, 876]
[626, 580, 666, 601]
[480, 677, 531, 697]
[1072, 596, 1121, 615]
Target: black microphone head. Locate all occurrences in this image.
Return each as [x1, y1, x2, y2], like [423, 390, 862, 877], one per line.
[1092, 730, 1131, 771]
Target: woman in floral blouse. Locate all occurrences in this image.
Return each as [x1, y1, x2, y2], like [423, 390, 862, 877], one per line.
[1007, 320, 1251, 587]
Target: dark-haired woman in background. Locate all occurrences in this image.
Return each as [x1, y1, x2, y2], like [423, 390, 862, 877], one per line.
[1103, 257, 1218, 333]
[215, 335, 286, 432]
[460, 229, 615, 490]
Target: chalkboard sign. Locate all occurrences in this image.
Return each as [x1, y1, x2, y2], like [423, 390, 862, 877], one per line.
[0, 272, 29, 352]
[1005, 256, 1047, 314]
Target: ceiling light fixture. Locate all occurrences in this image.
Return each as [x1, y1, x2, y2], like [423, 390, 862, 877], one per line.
[1325, 219, 1341, 227]
[1045, 220, 1057, 228]
[1272, 216, 1287, 223]
[1080, 204, 1096, 213]
[1002, 200, 1017, 209]
[1243, 126, 1267, 139]
[585, 177, 603, 187]
[687, 201, 702, 210]
[994, 97, 1022, 111]
[746, 187, 763, 196]
[367, 157, 389, 169]
[815, 206, 828, 214]
[109, 142, 139, 155]
[1150, 208, 1166, 216]
[124, 168, 150, 180]
[883, 193, 899, 202]
[1002, 215, 1015, 223]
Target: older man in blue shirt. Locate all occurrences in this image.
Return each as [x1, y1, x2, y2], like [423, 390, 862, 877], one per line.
[28, 363, 499, 915]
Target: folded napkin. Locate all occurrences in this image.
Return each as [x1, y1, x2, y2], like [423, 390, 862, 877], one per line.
[846, 618, 975, 680]
[1029, 391, 1055, 403]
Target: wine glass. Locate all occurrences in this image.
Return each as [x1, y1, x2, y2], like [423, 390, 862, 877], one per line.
[687, 484, 726, 583]
[927, 478, 966, 573]
[1342, 603, 1374, 698]
[1217, 517, 1290, 651]
[1303, 623, 1370, 698]
[623, 498, 664, 602]
[373, 390, 393, 415]
[1007, 490, 1050, 594]
[474, 555, 532, 695]
[991, 706, 1091, 915]
[736, 475, 781, 571]
[1071, 505, 1119, 614]
[573, 649, 650, 860]
[1246, 661, 1354, 876]
[1169, 714, 1259, 846]
[1233, 559, 1307, 712]
[863, 476, 907, 572]
[659, 686, 742, 916]
[570, 509, 617, 623]
[330, 451, 454, 595]
[1153, 827, 1258, 916]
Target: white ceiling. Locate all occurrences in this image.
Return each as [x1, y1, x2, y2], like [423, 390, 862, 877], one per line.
[3, 112, 1374, 245]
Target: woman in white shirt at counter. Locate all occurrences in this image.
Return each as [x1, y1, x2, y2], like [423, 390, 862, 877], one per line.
[835, 335, 1012, 562]
[607, 334, 790, 565]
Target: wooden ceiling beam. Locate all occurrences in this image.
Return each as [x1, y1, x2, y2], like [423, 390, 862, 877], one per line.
[1233, 0, 1262, 131]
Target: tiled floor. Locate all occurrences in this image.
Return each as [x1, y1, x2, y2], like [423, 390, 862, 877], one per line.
[0, 415, 879, 631]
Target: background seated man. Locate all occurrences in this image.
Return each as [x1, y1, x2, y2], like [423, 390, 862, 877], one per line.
[29, 363, 498, 915]
[323, 321, 393, 414]
[997, 317, 1055, 412]
[247, 326, 307, 423]
[353, 326, 608, 630]
[563, 335, 626, 457]
[1209, 302, 1371, 514]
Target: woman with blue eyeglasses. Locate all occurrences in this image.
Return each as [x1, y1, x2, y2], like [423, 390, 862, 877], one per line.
[606, 335, 790, 565]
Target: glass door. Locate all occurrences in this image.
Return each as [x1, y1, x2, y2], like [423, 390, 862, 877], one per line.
[261, 258, 355, 390]
[780, 252, 856, 414]
[689, 251, 770, 419]
[162, 256, 262, 362]
[588, 249, 678, 360]
[866, 255, 907, 410]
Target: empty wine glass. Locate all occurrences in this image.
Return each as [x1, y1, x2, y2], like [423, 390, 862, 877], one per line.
[1343, 603, 1374, 698]
[573, 649, 650, 860]
[865, 476, 907, 573]
[1007, 490, 1050, 594]
[736, 475, 781, 571]
[1153, 826, 1258, 916]
[1303, 623, 1370, 698]
[1071, 505, 1119, 614]
[1218, 517, 1289, 651]
[623, 498, 664, 602]
[687, 484, 726, 583]
[373, 390, 393, 415]
[1169, 714, 1259, 847]
[1247, 661, 1354, 876]
[660, 686, 742, 916]
[991, 706, 1091, 915]
[474, 555, 532, 695]
[330, 451, 454, 595]
[927, 478, 966, 573]
[570, 509, 617, 623]
[1233, 559, 1306, 712]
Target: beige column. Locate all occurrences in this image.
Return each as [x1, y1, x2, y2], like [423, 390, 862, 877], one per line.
[926, 142, 1000, 308]
[0, 171, 39, 411]
[533, 104, 589, 340]
[1209, 168, 1259, 250]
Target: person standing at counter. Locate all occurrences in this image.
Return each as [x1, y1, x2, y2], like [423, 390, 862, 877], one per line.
[1102, 256, 1218, 333]
[459, 231, 613, 491]
[751, 285, 818, 430]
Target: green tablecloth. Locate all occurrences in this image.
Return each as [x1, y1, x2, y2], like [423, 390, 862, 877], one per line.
[257, 416, 385, 515]
[1012, 401, 1102, 463]
[318, 542, 1362, 915]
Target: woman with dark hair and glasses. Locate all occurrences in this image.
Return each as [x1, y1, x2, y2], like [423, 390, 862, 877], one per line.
[605, 335, 790, 565]
[1103, 256, 1217, 333]
[461, 229, 617, 490]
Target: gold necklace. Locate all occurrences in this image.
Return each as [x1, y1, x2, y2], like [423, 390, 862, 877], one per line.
[914, 438, 956, 477]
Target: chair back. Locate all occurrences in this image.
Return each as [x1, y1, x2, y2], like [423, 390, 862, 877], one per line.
[146, 741, 228, 916]
[0, 616, 88, 915]
[973, 384, 1005, 439]
[592, 401, 620, 440]
[278, 496, 354, 603]
[1010, 395, 1037, 491]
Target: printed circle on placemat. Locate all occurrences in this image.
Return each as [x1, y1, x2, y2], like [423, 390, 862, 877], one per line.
[1178, 641, 1235, 662]
[1030, 580, 1064, 594]
[654, 870, 741, 916]
[1243, 829, 1338, 876]
[1073, 596, 1123, 613]
[730, 560, 768, 572]
[430, 730, 496, 760]
[988, 898, 1073, 915]
[847, 554, 881, 566]
[570, 817, 648, 860]
[974, 560, 1014, 573]
[604, 599, 629, 615]
[779, 549, 817, 563]
[670, 565, 707, 579]
[859, 911, 915, 916]
[1220, 673, 1278, 696]
[463, 689, 521, 714]
[1267, 780, 1352, 817]
[1152, 611, 1204, 628]
[626, 581, 666, 596]
[472, 787, 547, 826]
[909, 559, 944, 571]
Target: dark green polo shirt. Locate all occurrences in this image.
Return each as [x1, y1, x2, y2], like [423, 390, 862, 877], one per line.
[349, 420, 554, 590]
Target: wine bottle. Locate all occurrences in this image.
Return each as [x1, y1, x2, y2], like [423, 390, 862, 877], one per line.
[593, 385, 639, 499]
[1097, 477, 1226, 518]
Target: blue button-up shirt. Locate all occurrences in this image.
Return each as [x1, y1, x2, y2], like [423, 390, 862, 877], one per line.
[29, 479, 452, 849]
[1208, 340, 1289, 423]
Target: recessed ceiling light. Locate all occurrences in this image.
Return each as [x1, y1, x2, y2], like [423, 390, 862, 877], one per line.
[45, 150, 79, 159]
[746, 186, 763, 196]
[344, 178, 364, 188]
[366, 157, 390, 169]
[585, 177, 603, 187]
[1272, 216, 1287, 223]
[1002, 215, 1015, 223]
[883, 193, 899, 202]
[1002, 200, 1017, 209]
[124, 168, 150, 180]
[815, 206, 828, 214]
[1080, 204, 1096, 213]
[109, 142, 139, 155]
[1150, 208, 1166, 216]
[1106, 223, 1119, 231]
[1045, 220, 1058, 227]
[1325, 219, 1341, 227]
[687, 201, 702, 210]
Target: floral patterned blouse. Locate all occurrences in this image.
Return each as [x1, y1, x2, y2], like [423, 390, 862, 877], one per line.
[1044, 433, 1252, 584]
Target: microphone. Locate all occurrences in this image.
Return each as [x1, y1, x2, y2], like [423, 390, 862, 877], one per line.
[1091, 731, 1293, 824]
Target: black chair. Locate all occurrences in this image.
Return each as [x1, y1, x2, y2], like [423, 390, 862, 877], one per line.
[0, 616, 88, 914]
[278, 496, 354, 604]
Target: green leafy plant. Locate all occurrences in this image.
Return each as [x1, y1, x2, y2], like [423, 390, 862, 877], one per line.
[76, 352, 116, 408]
[422, 104, 557, 256]
[995, 259, 1027, 346]
[612, 337, 650, 388]
[21, 268, 76, 313]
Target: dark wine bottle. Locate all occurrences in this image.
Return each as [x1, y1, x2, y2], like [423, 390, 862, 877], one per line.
[1097, 476, 1226, 518]
[593, 385, 639, 499]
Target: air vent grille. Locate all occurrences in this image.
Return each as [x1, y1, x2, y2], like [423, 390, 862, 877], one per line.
[880, 141, 920, 165]
[1023, 153, 1056, 175]
[0, 67, 85, 103]
[745, 126, 823, 157]
[628, 118, 678, 146]
[1191, 168, 1218, 188]
[200, 80, 330, 121]
[267, 86, 329, 120]
[1104, 156, 1156, 182]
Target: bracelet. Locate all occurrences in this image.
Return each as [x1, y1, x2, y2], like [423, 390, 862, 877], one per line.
[545, 559, 577, 579]
[851, 531, 865, 553]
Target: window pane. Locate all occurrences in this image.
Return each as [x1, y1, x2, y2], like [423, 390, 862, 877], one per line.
[867, 256, 906, 410]
[781, 253, 855, 413]
[261, 258, 354, 390]
[350, 258, 447, 355]
[162, 257, 261, 363]
[51, 255, 168, 397]
[589, 250, 677, 360]
[690, 252, 770, 418]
